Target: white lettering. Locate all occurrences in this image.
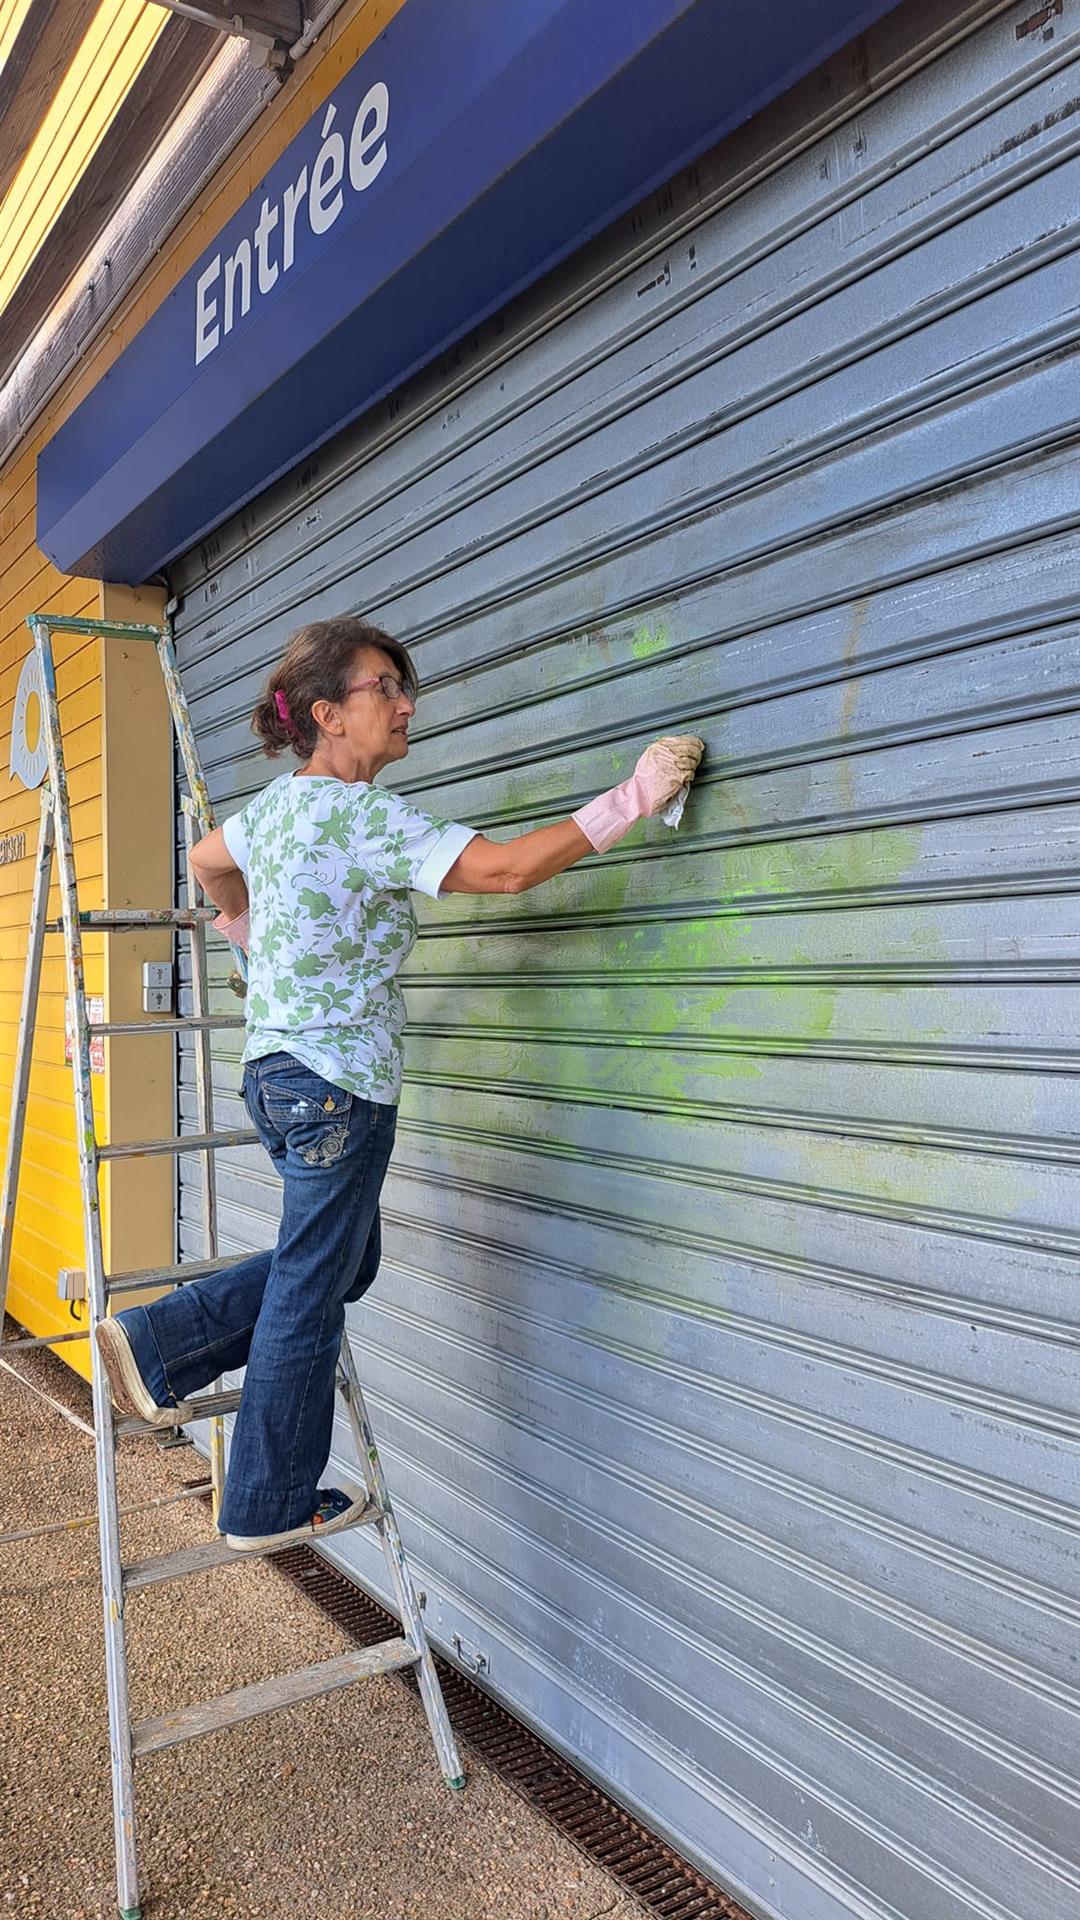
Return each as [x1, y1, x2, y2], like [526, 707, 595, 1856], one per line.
[191, 80, 392, 361]
[309, 104, 345, 235]
[253, 197, 279, 294]
[282, 166, 309, 271]
[194, 255, 220, 364]
[349, 81, 389, 191]
[223, 238, 252, 335]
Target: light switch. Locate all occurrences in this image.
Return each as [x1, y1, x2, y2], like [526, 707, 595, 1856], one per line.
[142, 960, 173, 1013]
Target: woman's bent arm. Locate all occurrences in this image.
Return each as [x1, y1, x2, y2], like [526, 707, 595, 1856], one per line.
[189, 826, 250, 918]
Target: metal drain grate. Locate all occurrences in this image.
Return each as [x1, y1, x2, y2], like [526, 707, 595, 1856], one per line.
[270, 1544, 751, 1920]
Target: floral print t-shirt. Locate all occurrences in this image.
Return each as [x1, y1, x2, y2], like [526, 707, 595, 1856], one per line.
[221, 774, 476, 1105]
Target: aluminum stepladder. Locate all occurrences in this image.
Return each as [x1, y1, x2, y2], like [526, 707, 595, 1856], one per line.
[0, 613, 464, 1920]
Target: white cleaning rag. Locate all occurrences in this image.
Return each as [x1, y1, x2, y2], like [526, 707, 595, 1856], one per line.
[661, 782, 691, 830]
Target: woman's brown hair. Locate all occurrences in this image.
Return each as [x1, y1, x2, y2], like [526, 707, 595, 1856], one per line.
[251, 617, 419, 761]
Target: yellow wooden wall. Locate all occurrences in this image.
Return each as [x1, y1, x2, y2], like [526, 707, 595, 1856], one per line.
[0, 551, 101, 1362]
[0, 0, 405, 1374]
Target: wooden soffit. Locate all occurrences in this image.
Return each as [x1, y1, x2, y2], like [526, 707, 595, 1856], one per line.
[0, 0, 103, 206]
[0, 15, 221, 390]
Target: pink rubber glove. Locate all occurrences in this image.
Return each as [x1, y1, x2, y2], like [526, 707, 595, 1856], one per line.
[211, 908, 250, 952]
[573, 736, 705, 853]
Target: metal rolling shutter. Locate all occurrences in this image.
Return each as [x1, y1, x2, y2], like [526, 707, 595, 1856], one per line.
[169, 4, 1080, 1916]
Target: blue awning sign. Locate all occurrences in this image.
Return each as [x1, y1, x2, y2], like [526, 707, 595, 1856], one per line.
[195, 85, 390, 365]
[37, 0, 900, 585]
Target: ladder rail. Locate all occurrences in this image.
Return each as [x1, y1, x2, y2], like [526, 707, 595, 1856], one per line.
[181, 801, 219, 1253]
[30, 615, 142, 1917]
[181, 797, 226, 1519]
[337, 1336, 465, 1787]
[158, 632, 214, 837]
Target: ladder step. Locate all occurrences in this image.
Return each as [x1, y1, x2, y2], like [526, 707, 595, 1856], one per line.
[45, 908, 217, 931]
[1, 1328, 90, 1350]
[90, 1014, 245, 1036]
[105, 1253, 238, 1298]
[131, 1640, 418, 1755]
[99, 1128, 258, 1161]
[123, 1503, 379, 1591]
[115, 1386, 243, 1436]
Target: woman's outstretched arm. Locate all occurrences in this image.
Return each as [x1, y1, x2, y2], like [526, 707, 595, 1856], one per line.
[442, 734, 705, 896]
[442, 819, 593, 895]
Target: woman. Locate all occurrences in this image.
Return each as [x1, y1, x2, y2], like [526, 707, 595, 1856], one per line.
[95, 617, 703, 1552]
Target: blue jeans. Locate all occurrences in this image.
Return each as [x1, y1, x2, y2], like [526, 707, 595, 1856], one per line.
[114, 1053, 397, 1536]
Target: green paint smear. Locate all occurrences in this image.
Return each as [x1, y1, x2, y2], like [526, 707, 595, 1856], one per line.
[443, 718, 1032, 1220]
[630, 622, 669, 661]
[450, 821, 937, 1111]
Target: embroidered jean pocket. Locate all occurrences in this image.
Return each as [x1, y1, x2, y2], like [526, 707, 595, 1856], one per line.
[261, 1074, 354, 1167]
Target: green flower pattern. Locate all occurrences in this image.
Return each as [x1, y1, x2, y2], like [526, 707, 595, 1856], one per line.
[236, 775, 458, 1104]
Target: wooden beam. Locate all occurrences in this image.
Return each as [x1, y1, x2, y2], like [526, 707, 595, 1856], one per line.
[0, 36, 281, 464]
[146, 0, 304, 49]
[0, 18, 221, 390]
[0, 0, 102, 206]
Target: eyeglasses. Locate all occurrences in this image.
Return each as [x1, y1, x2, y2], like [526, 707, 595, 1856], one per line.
[345, 675, 413, 703]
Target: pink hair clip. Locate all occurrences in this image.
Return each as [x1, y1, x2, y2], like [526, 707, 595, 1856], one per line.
[273, 688, 292, 728]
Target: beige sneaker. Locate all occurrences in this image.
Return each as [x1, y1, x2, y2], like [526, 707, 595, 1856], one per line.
[94, 1317, 191, 1427]
[225, 1484, 370, 1552]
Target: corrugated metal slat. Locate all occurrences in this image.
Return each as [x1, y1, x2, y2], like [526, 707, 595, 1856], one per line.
[169, 5, 1080, 1918]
